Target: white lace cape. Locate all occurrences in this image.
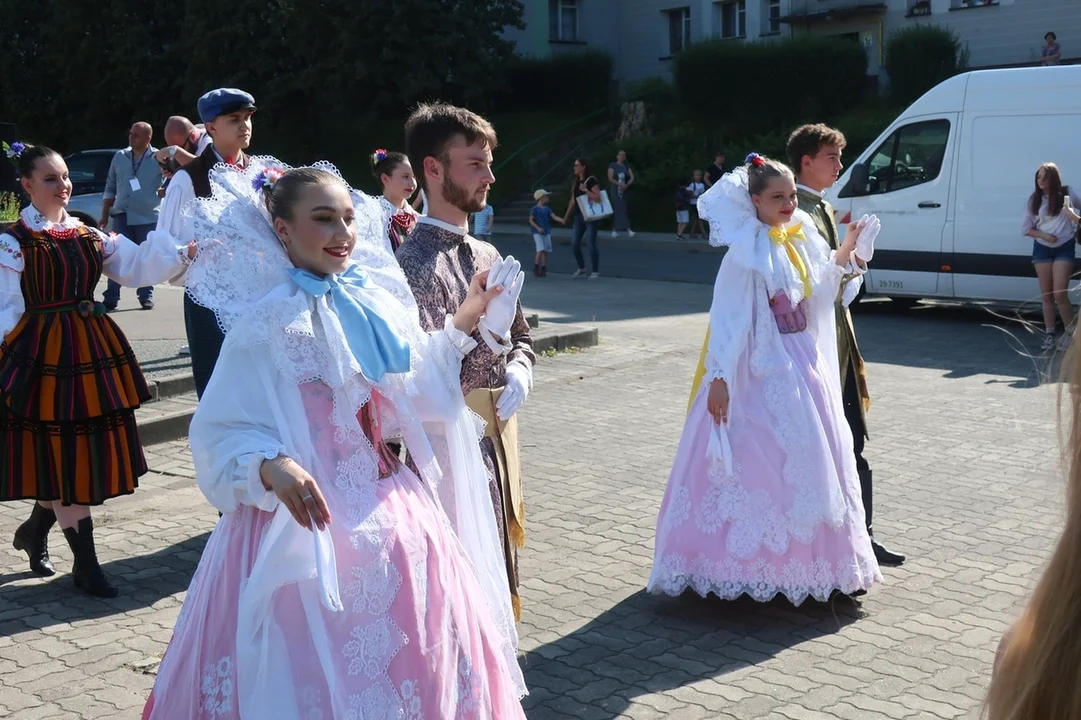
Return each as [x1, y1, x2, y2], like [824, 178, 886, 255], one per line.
[179, 157, 524, 699]
[680, 168, 854, 564]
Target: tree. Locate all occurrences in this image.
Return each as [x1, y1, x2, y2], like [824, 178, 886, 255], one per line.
[0, 0, 525, 157]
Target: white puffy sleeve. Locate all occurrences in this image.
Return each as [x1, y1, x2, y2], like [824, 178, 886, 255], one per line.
[155, 171, 195, 240]
[189, 343, 285, 514]
[100, 229, 191, 287]
[408, 315, 478, 421]
[704, 255, 756, 387]
[0, 233, 24, 339]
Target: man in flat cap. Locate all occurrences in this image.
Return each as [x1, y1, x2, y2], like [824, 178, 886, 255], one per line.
[156, 88, 258, 398]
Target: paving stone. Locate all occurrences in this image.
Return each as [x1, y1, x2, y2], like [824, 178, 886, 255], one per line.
[0, 274, 1065, 718]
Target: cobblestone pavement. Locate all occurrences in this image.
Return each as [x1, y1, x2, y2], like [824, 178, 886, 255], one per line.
[0, 273, 1066, 719]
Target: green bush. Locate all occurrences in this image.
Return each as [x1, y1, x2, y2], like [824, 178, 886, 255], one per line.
[494, 50, 614, 114]
[884, 24, 969, 105]
[673, 36, 868, 130]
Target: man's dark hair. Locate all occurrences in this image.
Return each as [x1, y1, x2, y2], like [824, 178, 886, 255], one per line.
[404, 103, 497, 192]
[1046, 31, 1057, 41]
[786, 123, 847, 175]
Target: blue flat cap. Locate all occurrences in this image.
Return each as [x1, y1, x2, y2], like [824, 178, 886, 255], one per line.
[197, 88, 257, 124]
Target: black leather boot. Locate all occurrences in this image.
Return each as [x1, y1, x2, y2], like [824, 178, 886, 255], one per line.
[862, 470, 906, 566]
[12, 503, 57, 577]
[62, 517, 118, 598]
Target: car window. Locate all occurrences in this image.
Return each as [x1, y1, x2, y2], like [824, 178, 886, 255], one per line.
[865, 120, 950, 195]
[66, 154, 104, 183]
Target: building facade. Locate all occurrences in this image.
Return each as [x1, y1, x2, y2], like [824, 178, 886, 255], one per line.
[505, 0, 1081, 84]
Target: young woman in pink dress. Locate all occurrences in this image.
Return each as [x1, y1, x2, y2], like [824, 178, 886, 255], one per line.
[141, 160, 527, 718]
[649, 154, 883, 605]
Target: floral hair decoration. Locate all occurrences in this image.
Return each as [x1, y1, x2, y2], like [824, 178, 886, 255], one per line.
[371, 148, 389, 167]
[3, 141, 27, 168]
[745, 152, 765, 167]
[251, 166, 285, 195]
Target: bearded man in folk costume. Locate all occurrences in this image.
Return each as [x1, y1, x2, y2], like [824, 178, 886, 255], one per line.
[395, 103, 535, 620]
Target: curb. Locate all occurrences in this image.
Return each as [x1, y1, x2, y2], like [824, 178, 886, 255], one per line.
[137, 320, 597, 446]
[493, 227, 724, 255]
[138, 408, 195, 447]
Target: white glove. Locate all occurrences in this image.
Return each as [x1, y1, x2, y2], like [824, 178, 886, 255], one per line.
[479, 255, 524, 348]
[853, 214, 880, 263]
[496, 360, 532, 421]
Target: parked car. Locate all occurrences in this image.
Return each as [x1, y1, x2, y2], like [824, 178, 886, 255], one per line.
[827, 65, 1081, 305]
[64, 149, 121, 229]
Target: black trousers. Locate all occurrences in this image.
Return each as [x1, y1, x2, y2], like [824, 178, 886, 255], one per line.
[842, 362, 874, 535]
[184, 294, 226, 400]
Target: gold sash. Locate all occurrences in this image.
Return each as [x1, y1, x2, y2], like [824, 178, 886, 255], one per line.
[465, 387, 526, 550]
[688, 328, 710, 412]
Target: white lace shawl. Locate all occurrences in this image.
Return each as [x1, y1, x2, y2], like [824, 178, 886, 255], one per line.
[181, 157, 524, 696]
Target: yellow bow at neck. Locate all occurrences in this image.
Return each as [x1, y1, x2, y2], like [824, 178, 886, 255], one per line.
[768, 222, 813, 299]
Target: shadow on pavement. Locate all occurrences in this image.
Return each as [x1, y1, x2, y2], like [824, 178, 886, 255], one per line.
[0, 530, 209, 636]
[520, 588, 861, 719]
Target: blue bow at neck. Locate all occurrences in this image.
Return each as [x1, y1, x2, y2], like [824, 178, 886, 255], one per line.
[286, 265, 411, 382]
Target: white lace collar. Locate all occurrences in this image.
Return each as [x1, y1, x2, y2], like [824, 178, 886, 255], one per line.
[379, 196, 417, 215]
[20, 205, 82, 232]
[417, 215, 468, 235]
[796, 183, 826, 198]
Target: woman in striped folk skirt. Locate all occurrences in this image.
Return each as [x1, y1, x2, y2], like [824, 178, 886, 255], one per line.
[0, 145, 193, 597]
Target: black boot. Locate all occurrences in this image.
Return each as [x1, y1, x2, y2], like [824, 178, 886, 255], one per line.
[62, 517, 118, 598]
[861, 470, 906, 566]
[12, 503, 57, 577]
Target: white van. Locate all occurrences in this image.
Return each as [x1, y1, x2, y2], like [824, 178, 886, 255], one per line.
[826, 65, 1081, 305]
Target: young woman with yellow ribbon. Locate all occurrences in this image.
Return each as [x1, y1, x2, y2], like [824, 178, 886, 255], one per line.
[651, 153, 883, 606]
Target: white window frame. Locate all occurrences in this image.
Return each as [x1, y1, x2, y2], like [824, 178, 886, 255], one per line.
[549, 0, 579, 42]
[718, 0, 747, 39]
[763, 0, 781, 34]
[667, 7, 692, 55]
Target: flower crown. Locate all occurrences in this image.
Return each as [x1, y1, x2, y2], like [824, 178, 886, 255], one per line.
[744, 152, 765, 167]
[3, 141, 27, 168]
[370, 148, 389, 168]
[251, 166, 285, 195]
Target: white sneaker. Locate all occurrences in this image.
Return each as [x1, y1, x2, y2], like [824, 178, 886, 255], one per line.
[611, 230, 618, 238]
[1041, 332, 1057, 351]
[628, 230, 636, 237]
[178, 345, 191, 356]
[1060, 332, 1073, 350]
[589, 272, 600, 280]
[572, 269, 587, 278]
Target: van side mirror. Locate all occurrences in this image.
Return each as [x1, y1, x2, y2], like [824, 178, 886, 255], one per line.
[850, 163, 870, 195]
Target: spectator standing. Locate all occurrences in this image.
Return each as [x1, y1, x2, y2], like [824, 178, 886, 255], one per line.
[1023, 162, 1081, 350]
[562, 157, 603, 279]
[1041, 32, 1062, 65]
[529, 189, 564, 276]
[100, 122, 163, 311]
[607, 150, 636, 237]
[686, 170, 707, 239]
[705, 150, 727, 188]
[473, 202, 494, 241]
[675, 181, 691, 240]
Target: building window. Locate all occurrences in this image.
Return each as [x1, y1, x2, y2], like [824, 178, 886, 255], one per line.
[951, 0, 999, 7]
[666, 7, 692, 55]
[717, 0, 746, 39]
[763, 0, 781, 34]
[549, 0, 578, 42]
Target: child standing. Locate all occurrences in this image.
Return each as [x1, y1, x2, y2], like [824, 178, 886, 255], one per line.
[675, 181, 691, 240]
[686, 170, 707, 239]
[473, 203, 495, 242]
[529, 189, 564, 276]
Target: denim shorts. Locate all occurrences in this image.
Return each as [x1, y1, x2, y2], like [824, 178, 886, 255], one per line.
[532, 233, 553, 252]
[1033, 239, 1076, 264]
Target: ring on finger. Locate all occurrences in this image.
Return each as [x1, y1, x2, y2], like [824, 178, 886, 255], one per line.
[302, 493, 314, 501]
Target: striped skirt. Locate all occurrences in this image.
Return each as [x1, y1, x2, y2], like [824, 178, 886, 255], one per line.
[0, 307, 151, 505]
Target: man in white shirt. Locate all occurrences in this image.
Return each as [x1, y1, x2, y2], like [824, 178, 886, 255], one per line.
[156, 88, 256, 393]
